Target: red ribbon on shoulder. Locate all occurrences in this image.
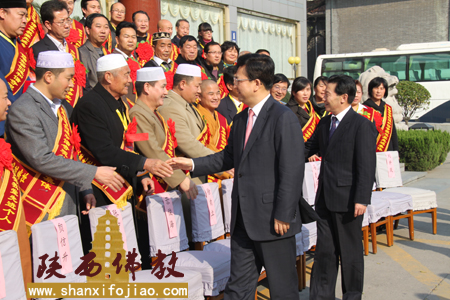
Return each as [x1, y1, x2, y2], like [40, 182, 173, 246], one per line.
[38, 23, 46, 40]
[167, 118, 178, 148]
[74, 60, 87, 88]
[70, 124, 81, 161]
[165, 70, 174, 91]
[0, 139, 13, 177]
[135, 42, 153, 63]
[125, 117, 149, 149]
[66, 28, 80, 44]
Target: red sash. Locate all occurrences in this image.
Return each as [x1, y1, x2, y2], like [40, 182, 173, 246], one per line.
[102, 32, 114, 53]
[217, 75, 229, 99]
[207, 113, 229, 184]
[66, 43, 86, 107]
[302, 100, 320, 143]
[135, 40, 153, 67]
[0, 170, 23, 232]
[67, 19, 87, 48]
[170, 43, 179, 62]
[1, 32, 30, 95]
[19, 5, 44, 49]
[13, 107, 74, 231]
[376, 104, 394, 152]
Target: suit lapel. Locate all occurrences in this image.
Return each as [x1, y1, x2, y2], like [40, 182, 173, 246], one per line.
[326, 109, 354, 154]
[44, 35, 59, 51]
[28, 88, 58, 124]
[227, 97, 237, 114]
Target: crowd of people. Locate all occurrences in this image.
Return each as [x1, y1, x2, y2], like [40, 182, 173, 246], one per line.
[0, 0, 400, 299]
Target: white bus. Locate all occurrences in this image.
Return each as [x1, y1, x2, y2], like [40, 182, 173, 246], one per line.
[313, 42, 450, 122]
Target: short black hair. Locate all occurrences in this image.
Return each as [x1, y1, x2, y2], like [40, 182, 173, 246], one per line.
[84, 13, 107, 29]
[173, 74, 194, 88]
[40, 0, 68, 24]
[175, 19, 189, 27]
[197, 22, 212, 33]
[273, 73, 290, 88]
[327, 75, 356, 104]
[81, 0, 98, 11]
[132, 10, 149, 23]
[314, 76, 328, 89]
[256, 49, 270, 55]
[204, 41, 220, 54]
[223, 65, 237, 87]
[116, 21, 136, 37]
[179, 35, 198, 48]
[221, 41, 240, 55]
[135, 80, 157, 97]
[236, 54, 274, 90]
[35, 67, 65, 81]
[368, 76, 389, 99]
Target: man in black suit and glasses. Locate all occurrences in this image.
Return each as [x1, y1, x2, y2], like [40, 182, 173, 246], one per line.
[305, 75, 377, 300]
[169, 54, 305, 300]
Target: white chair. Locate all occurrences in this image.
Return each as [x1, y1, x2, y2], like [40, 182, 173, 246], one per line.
[220, 179, 233, 234]
[0, 230, 26, 300]
[146, 192, 231, 297]
[365, 192, 393, 254]
[90, 202, 204, 300]
[303, 161, 321, 205]
[376, 151, 438, 238]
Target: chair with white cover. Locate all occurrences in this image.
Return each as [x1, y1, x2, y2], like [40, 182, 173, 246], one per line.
[191, 183, 226, 250]
[365, 192, 393, 254]
[0, 230, 26, 300]
[220, 179, 233, 236]
[376, 151, 437, 238]
[89, 202, 204, 300]
[303, 161, 321, 206]
[146, 191, 231, 298]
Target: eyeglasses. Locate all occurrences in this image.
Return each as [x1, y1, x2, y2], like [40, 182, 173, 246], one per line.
[53, 18, 72, 26]
[274, 86, 287, 92]
[208, 51, 222, 55]
[112, 9, 125, 14]
[234, 77, 251, 84]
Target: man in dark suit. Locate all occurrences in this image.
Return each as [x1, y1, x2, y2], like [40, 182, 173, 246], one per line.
[169, 54, 305, 300]
[305, 75, 377, 300]
[143, 32, 173, 70]
[216, 65, 243, 124]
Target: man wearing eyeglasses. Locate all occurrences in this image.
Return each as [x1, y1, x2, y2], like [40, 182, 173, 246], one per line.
[31, 0, 86, 107]
[106, 1, 125, 50]
[202, 41, 224, 82]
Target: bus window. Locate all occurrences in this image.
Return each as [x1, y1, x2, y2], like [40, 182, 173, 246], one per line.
[322, 58, 362, 79]
[364, 55, 407, 80]
[409, 52, 450, 81]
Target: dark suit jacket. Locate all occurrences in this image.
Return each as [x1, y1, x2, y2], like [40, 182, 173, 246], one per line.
[217, 95, 238, 124]
[31, 35, 58, 61]
[305, 108, 377, 212]
[143, 59, 159, 67]
[192, 96, 305, 241]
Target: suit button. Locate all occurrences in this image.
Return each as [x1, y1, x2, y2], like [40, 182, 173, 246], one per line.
[238, 173, 242, 178]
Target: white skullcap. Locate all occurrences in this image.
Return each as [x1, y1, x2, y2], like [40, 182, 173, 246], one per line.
[136, 67, 166, 82]
[97, 54, 128, 72]
[36, 51, 74, 69]
[175, 64, 201, 77]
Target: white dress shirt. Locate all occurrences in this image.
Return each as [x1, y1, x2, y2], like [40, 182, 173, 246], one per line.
[30, 84, 61, 117]
[47, 34, 67, 52]
[153, 56, 172, 66]
[246, 93, 271, 129]
[114, 48, 134, 60]
[331, 105, 352, 130]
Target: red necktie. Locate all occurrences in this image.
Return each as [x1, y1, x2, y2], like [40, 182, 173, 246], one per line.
[244, 109, 255, 149]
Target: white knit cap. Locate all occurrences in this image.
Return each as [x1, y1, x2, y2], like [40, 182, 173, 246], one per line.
[97, 54, 128, 72]
[175, 64, 201, 77]
[36, 51, 74, 68]
[136, 67, 166, 82]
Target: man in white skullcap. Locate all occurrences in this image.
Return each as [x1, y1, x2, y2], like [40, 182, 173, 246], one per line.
[5, 51, 123, 229]
[158, 64, 215, 176]
[129, 67, 198, 203]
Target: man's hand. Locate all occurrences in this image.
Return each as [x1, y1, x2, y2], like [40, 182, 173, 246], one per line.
[144, 158, 173, 178]
[354, 203, 367, 217]
[308, 154, 320, 162]
[274, 218, 290, 236]
[226, 168, 235, 177]
[94, 167, 125, 192]
[179, 177, 198, 200]
[166, 157, 193, 171]
[141, 177, 155, 194]
[82, 194, 96, 215]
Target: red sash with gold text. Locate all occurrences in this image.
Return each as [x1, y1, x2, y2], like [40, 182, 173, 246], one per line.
[1, 32, 30, 95]
[0, 169, 23, 232]
[67, 19, 87, 48]
[66, 43, 86, 107]
[19, 5, 44, 49]
[302, 101, 320, 143]
[207, 113, 229, 183]
[376, 104, 394, 152]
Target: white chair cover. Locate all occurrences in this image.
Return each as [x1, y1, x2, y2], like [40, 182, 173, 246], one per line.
[88, 203, 141, 264]
[303, 161, 321, 205]
[203, 238, 231, 253]
[146, 191, 189, 256]
[0, 230, 26, 300]
[221, 179, 233, 233]
[376, 191, 413, 215]
[163, 250, 231, 296]
[375, 151, 403, 188]
[362, 212, 369, 227]
[130, 268, 204, 300]
[295, 232, 304, 256]
[301, 222, 317, 252]
[31, 215, 86, 284]
[191, 183, 225, 242]
[367, 192, 391, 223]
[384, 187, 437, 211]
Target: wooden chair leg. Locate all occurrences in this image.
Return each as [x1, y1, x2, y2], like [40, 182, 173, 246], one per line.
[370, 223, 377, 254]
[362, 227, 369, 255]
[394, 219, 399, 229]
[386, 216, 393, 247]
[432, 208, 437, 235]
[408, 210, 414, 240]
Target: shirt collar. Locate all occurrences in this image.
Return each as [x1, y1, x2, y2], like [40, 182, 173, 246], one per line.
[334, 105, 352, 122]
[30, 84, 62, 114]
[249, 93, 271, 117]
[229, 95, 241, 107]
[153, 56, 172, 65]
[47, 34, 67, 52]
[114, 47, 133, 59]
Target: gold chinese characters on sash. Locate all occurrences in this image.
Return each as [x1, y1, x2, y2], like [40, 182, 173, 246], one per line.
[376, 104, 394, 152]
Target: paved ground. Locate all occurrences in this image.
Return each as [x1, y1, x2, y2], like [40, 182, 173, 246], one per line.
[257, 154, 450, 300]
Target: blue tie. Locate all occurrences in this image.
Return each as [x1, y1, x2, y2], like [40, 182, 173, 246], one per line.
[329, 116, 337, 140]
